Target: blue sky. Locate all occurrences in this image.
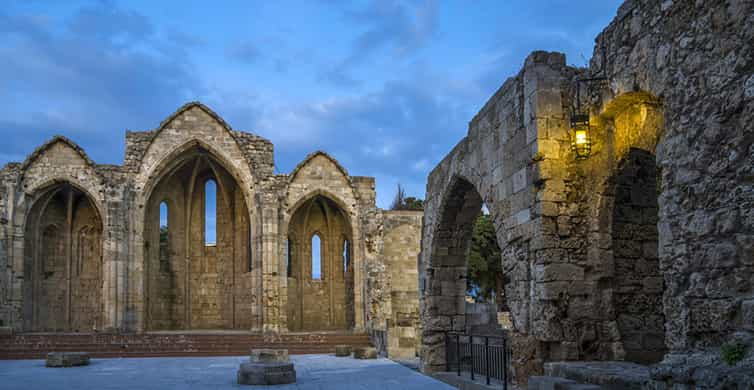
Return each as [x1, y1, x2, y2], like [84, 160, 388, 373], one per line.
[2, 0, 622, 208]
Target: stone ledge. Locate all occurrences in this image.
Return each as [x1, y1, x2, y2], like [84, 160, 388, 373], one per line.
[46, 352, 90, 367]
[353, 346, 378, 359]
[237, 362, 296, 385]
[544, 361, 652, 390]
[238, 349, 296, 385]
[650, 352, 754, 389]
[335, 345, 352, 357]
[529, 375, 601, 390]
[250, 348, 289, 363]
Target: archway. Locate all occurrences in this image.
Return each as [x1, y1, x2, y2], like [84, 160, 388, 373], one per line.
[23, 183, 103, 332]
[466, 205, 511, 332]
[144, 145, 253, 330]
[421, 177, 514, 373]
[286, 194, 354, 331]
[598, 92, 665, 363]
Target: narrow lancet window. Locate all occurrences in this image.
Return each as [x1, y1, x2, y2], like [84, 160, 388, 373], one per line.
[342, 239, 350, 275]
[205, 180, 217, 245]
[311, 234, 321, 280]
[159, 201, 169, 272]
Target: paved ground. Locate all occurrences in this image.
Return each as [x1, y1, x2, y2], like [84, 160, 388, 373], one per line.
[0, 354, 456, 390]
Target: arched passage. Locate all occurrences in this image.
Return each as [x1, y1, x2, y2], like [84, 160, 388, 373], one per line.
[597, 91, 665, 363]
[23, 182, 103, 332]
[421, 177, 514, 372]
[144, 145, 253, 330]
[286, 194, 354, 331]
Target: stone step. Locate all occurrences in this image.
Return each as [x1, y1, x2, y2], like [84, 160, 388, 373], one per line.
[0, 332, 371, 359]
[528, 376, 601, 390]
[542, 362, 653, 390]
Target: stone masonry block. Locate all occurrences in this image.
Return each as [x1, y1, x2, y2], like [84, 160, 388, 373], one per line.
[536, 264, 585, 282]
[46, 352, 90, 367]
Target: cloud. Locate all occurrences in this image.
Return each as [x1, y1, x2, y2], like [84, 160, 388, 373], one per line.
[0, 4, 205, 166]
[345, 0, 438, 60]
[248, 69, 469, 206]
[166, 28, 205, 48]
[67, 1, 153, 42]
[319, 0, 439, 88]
[226, 40, 261, 64]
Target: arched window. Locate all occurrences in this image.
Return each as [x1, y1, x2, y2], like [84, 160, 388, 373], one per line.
[342, 238, 350, 275]
[159, 201, 169, 272]
[311, 234, 321, 280]
[286, 238, 293, 277]
[205, 180, 217, 245]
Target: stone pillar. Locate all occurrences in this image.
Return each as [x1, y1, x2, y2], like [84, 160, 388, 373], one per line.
[352, 221, 364, 333]
[101, 198, 125, 332]
[261, 196, 282, 333]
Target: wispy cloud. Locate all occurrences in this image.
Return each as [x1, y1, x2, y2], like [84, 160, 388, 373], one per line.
[226, 40, 261, 64]
[0, 3, 204, 164]
[318, 0, 439, 88]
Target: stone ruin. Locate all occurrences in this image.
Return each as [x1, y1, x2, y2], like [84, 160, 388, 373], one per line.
[237, 349, 296, 385]
[45, 352, 90, 368]
[418, 0, 753, 388]
[0, 0, 750, 389]
[0, 101, 422, 360]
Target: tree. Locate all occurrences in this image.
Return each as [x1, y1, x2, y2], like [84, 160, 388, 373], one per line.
[390, 184, 424, 211]
[466, 213, 504, 307]
[159, 225, 168, 243]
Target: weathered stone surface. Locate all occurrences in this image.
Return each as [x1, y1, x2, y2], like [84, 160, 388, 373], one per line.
[353, 346, 378, 359]
[237, 361, 296, 385]
[419, 1, 753, 388]
[335, 345, 352, 357]
[529, 376, 602, 390]
[0, 102, 423, 358]
[46, 352, 90, 367]
[250, 349, 289, 363]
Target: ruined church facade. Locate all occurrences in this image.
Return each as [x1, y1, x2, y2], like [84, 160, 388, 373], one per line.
[0, 102, 422, 358]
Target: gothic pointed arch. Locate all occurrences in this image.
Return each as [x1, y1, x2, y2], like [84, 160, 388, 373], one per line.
[141, 140, 256, 331]
[22, 181, 104, 332]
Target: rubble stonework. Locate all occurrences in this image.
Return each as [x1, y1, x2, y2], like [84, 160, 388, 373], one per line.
[0, 102, 423, 358]
[419, 0, 753, 388]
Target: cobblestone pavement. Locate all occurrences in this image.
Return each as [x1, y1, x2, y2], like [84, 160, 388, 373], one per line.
[0, 354, 455, 390]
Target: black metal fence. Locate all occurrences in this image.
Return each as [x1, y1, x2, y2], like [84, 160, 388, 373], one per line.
[445, 332, 509, 389]
[371, 329, 388, 357]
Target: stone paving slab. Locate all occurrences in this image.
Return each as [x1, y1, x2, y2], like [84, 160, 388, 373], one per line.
[0, 354, 455, 390]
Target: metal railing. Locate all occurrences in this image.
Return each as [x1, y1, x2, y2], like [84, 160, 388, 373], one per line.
[445, 332, 509, 389]
[371, 329, 388, 357]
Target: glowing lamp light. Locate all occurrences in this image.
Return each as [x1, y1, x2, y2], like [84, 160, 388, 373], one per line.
[569, 113, 592, 160]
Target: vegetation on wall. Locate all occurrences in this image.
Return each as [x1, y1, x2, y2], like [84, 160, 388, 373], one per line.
[721, 342, 747, 366]
[390, 184, 424, 211]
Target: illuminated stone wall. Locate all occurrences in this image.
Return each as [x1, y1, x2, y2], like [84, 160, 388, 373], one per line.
[420, 0, 753, 387]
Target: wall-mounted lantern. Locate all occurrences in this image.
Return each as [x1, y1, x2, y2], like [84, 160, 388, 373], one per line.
[570, 74, 605, 160]
[569, 113, 591, 159]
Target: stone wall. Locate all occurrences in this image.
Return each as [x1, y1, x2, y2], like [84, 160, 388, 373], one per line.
[381, 210, 423, 359]
[419, 52, 558, 379]
[419, 0, 753, 387]
[0, 102, 420, 356]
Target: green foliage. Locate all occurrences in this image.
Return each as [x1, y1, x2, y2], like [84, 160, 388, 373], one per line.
[721, 342, 747, 365]
[390, 184, 424, 211]
[467, 214, 502, 302]
[402, 197, 424, 210]
[159, 226, 168, 243]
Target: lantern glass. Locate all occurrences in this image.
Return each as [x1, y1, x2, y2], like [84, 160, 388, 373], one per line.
[570, 113, 591, 159]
